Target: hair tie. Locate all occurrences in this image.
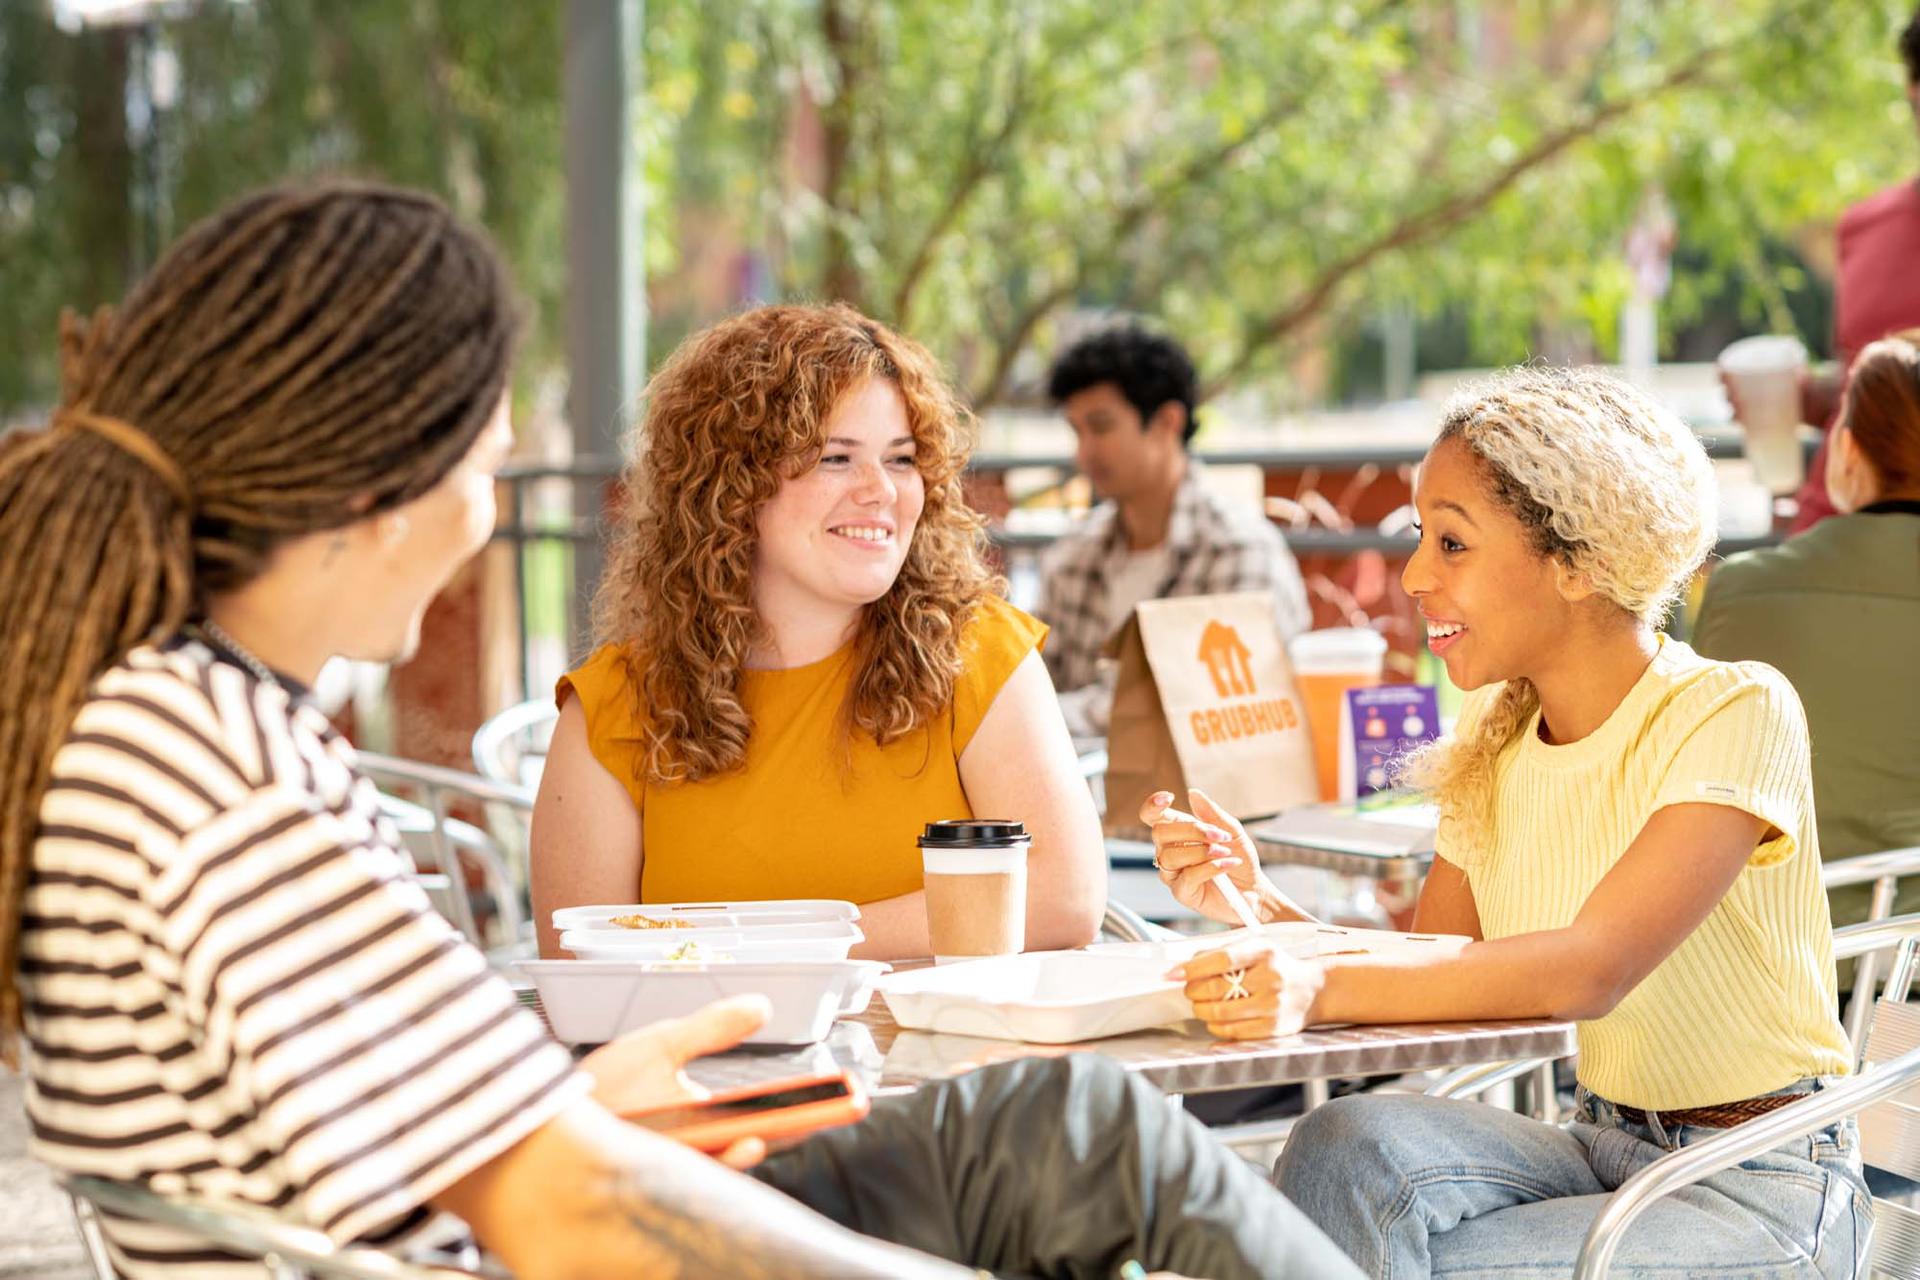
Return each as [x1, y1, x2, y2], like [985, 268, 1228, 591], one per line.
[54, 409, 195, 512]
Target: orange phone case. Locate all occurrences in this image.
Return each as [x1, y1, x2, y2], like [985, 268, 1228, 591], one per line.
[622, 1071, 870, 1154]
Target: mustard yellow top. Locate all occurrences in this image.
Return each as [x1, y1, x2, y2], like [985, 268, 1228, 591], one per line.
[1441, 637, 1852, 1109]
[558, 595, 1047, 906]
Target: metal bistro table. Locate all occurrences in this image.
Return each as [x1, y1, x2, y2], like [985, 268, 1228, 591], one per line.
[685, 992, 1575, 1117]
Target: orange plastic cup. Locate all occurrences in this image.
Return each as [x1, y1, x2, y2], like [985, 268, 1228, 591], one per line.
[1288, 629, 1388, 802]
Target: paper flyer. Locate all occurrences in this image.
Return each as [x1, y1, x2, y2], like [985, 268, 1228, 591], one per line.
[1338, 684, 1440, 801]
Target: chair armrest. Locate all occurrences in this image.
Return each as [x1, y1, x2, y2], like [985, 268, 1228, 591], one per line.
[1571, 1044, 1920, 1278]
[356, 751, 536, 811]
[1100, 899, 1179, 943]
[1822, 847, 1920, 891]
[65, 1176, 498, 1278]
[1426, 1057, 1553, 1101]
[1833, 912, 1920, 962]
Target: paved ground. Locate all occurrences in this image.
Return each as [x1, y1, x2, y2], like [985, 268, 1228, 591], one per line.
[1, 1070, 90, 1279]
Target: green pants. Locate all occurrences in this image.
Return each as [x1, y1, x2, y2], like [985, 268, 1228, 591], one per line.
[753, 1054, 1361, 1280]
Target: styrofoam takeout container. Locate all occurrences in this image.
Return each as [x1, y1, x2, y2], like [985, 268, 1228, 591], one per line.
[559, 918, 865, 963]
[518, 959, 885, 1046]
[550, 899, 860, 932]
[876, 952, 1195, 1044]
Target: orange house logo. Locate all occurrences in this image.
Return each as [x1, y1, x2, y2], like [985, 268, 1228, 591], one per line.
[1197, 620, 1255, 697]
[1188, 616, 1300, 746]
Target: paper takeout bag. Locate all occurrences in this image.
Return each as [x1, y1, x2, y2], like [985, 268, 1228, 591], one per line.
[1102, 591, 1319, 840]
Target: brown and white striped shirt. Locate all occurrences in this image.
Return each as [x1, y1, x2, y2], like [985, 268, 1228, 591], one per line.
[20, 637, 587, 1277]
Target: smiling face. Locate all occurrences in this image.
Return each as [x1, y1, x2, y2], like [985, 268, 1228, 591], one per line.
[751, 376, 925, 631]
[1401, 437, 1588, 692]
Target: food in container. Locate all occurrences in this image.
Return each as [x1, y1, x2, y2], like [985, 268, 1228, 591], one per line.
[551, 899, 859, 933]
[558, 918, 865, 964]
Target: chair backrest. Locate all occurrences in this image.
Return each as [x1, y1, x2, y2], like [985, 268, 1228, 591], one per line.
[1832, 915, 1920, 1278]
[66, 1175, 496, 1279]
[1823, 844, 1920, 1054]
[356, 752, 535, 961]
[472, 699, 558, 788]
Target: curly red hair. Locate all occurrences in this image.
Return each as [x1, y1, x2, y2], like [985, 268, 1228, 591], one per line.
[594, 303, 1000, 784]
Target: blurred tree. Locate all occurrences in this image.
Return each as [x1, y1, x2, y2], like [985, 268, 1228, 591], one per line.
[3, 0, 1915, 417]
[639, 0, 1914, 405]
[0, 0, 562, 417]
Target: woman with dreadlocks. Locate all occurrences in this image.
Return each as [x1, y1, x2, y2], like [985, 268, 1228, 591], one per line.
[0, 181, 1359, 1280]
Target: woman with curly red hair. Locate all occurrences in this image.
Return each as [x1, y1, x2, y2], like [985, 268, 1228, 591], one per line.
[531, 303, 1106, 960]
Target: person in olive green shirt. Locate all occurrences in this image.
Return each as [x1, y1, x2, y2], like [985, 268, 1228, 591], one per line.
[1695, 330, 1920, 929]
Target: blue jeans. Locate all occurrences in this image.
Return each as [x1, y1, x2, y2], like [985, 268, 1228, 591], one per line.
[1272, 1079, 1869, 1278]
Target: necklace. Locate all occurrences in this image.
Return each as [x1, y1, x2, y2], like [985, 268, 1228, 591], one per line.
[195, 617, 280, 688]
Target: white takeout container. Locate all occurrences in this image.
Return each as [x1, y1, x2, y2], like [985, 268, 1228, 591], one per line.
[876, 952, 1194, 1044]
[518, 959, 885, 1046]
[559, 918, 865, 963]
[550, 899, 860, 932]
[1095, 921, 1470, 968]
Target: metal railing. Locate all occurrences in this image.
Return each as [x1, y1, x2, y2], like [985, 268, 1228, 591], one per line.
[491, 437, 1793, 701]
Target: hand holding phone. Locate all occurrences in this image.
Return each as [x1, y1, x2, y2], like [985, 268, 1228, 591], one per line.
[622, 1071, 870, 1154]
[581, 995, 777, 1168]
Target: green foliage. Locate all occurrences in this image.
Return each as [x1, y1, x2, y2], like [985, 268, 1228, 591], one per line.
[3, 0, 1917, 419]
[640, 0, 1918, 403]
[0, 0, 563, 417]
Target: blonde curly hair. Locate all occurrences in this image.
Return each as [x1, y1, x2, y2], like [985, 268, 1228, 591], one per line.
[1404, 365, 1717, 853]
[594, 303, 999, 785]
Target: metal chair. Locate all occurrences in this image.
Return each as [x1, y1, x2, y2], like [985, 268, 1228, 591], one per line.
[356, 751, 534, 960]
[66, 1175, 499, 1279]
[1573, 911, 1920, 1277]
[471, 698, 556, 788]
[1824, 844, 1920, 1055]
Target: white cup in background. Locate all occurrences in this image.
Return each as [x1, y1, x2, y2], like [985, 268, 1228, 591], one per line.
[1713, 460, 1775, 540]
[1718, 335, 1808, 494]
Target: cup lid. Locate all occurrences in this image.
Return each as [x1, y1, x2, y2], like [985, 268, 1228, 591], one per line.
[918, 819, 1030, 847]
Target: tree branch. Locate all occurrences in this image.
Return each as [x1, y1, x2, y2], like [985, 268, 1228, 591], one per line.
[891, 10, 1030, 324]
[1201, 42, 1730, 396]
[959, 0, 1414, 406]
[820, 0, 866, 308]
[966, 278, 1078, 406]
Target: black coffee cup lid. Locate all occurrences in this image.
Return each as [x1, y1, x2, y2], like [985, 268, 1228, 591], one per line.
[918, 819, 1030, 847]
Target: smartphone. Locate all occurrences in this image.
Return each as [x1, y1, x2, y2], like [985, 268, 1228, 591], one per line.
[623, 1072, 870, 1154]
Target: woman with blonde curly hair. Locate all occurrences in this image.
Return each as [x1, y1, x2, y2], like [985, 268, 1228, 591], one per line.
[531, 303, 1105, 960]
[1144, 366, 1865, 1276]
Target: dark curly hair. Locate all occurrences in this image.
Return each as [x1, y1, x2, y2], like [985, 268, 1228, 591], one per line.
[1046, 324, 1199, 445]
[1902, 5, 1920, 83]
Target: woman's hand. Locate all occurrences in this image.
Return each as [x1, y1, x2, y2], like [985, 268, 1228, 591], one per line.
[580, 995, 772, 1170]
[1140, 787, 1309, 926]
[1168, 941, 1325, 1041]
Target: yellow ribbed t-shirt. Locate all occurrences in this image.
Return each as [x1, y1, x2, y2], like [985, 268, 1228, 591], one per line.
[557, 595, 1046, 906]
[1440, 637, 1851, 1110]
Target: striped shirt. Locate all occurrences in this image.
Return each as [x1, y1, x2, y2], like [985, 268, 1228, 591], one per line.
[1034, 462, 1310, 736]
[20, 637, 588, 1277]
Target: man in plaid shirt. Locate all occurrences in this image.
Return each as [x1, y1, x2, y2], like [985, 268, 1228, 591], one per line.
[1036, 325, 1311, 737]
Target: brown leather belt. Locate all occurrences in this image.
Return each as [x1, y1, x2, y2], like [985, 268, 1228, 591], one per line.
[1614, 1092, 1808, 1130]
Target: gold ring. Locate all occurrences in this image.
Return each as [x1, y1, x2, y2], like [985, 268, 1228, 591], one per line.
[1222, 969, 1250, 1001]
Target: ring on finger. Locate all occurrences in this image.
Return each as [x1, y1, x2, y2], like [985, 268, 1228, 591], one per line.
[1221, 969, 1250, 1001]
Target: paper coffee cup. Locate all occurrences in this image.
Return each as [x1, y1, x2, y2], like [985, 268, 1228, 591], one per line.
[919, 820, 1029, 964]
[1719, 335, 1808, 494]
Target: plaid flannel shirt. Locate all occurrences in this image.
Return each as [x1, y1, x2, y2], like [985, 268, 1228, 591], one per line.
[1034, 463, 1311, 734]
